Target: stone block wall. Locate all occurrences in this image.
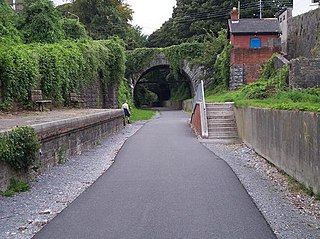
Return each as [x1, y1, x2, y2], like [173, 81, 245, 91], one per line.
[0, 110, 124, 190]
[287, 8, 320, 59]
[289, 58, 320, 89]
[234, 107, 320, 194]
[81, 78, 104, 108]
[80, 79, 118, 109]
[229, 64, 245, 90]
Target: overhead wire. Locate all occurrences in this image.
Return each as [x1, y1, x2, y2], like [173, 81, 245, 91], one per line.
[174, 1, 293, 24]
[181, 0, 292, 17]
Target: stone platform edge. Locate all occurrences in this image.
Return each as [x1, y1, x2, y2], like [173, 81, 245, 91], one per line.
[0, 109, 124, 190]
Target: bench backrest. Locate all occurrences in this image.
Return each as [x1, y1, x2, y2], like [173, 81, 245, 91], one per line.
[31, 90, 43, 101]
[70, 93, 79, 102]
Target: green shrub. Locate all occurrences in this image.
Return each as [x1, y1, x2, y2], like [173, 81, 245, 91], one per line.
[0, 178, 30, 197]
[0, 126, 40, 171]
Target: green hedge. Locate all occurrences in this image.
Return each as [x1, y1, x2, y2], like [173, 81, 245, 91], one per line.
[0, 38, 126, 109]
[0, 126, 40, 171]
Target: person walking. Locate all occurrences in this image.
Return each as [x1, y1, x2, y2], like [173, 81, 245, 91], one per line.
[121, 100, 131, 125]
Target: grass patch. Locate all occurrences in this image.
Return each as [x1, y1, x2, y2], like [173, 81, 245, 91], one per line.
[206, 64, 320, 112]
[0, 178, 30, 197]
[286, 175, 314, 196]
[130, 108, 156, 122]
[206, 88, 320, 112]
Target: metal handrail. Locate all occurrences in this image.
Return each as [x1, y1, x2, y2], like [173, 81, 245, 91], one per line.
[192, 80, 208, 138]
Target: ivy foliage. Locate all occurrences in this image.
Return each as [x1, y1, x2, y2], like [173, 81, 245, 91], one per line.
[170, 83, 191, 101]
[125, 48, 161, 78]
[235, 55, 289, 100]
[18, 0, 65, 43]
[61, 18, 89, 40]
[0, 127, 40, 171]
[0, 38, 126, 109]
[126, 30, 230, 86]
[0, 0, 22, 44]
[118, 78, 132, 107]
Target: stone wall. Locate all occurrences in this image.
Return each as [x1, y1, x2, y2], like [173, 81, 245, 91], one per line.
[80, 79, 118, 109]
[229, 64, 245, 90]
[287, 8, 320, 59]
[80, 78, 104, 108]
[0, 110, 124, 190]
[182, 100, 193, 112]
[234, 107, 320, 194]
[274, 54, 290, 69]
[163, 101, 183, 110]
[289, 58, 320, 89]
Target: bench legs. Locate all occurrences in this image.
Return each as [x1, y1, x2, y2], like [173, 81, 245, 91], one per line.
[34, 102, 52, 111]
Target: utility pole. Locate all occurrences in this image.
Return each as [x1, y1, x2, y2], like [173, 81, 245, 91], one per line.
[259, 0, 262, 19]
[238, 1, 240, 18]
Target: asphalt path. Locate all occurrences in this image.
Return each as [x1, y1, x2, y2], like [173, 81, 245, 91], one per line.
[33, 110, 275, 239]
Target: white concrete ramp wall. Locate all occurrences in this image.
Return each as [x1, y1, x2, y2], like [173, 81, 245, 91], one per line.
[234, 107, 320, 194]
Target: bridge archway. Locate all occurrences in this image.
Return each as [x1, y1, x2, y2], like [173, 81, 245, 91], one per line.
[128, 53, 208, 106]
[133, 64, 193, 107]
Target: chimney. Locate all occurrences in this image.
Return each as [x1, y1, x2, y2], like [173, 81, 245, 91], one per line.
[231, 7, 239, 21]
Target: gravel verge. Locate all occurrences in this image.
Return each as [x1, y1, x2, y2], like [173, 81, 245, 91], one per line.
[0, 122, 145, 239]
[1, 116, 319, 239]
[203, 142, 320, 239]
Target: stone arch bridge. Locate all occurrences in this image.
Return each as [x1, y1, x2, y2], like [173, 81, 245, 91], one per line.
[127, 53, 210, 96]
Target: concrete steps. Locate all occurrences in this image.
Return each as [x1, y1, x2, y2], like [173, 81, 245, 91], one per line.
[205, 103, 240, 144]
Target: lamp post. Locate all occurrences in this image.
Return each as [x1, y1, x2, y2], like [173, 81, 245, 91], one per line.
[67, 12, 79, 22]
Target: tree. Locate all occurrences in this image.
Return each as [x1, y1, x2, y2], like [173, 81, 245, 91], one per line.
[0, 0, 21, 44]
[69, 0, 133, 40]
[61, 18, 89, 40]
[147, 0, 292, 47]
[125, 25, 147, 50]
[19, 0, 64, 43]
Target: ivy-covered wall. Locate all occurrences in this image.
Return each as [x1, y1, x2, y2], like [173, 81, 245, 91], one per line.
[125, 30, 230, 95]
[0, 38, 126, 110]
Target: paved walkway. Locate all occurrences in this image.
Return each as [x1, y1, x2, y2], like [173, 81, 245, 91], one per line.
[32, 110, 275, 239]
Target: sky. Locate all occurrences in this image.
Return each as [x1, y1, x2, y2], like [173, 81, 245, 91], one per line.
[125, 0, 176, 35]
[52, 0, 176, 36]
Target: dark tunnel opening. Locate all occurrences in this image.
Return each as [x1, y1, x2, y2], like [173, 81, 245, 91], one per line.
[133, 65, 192, 108]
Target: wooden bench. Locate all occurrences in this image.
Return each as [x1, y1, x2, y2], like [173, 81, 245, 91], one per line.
[69, 93, 85, 108]
[31, 90, 52, 111]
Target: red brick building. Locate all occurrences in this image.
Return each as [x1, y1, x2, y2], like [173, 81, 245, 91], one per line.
[228, 8, 281, 89]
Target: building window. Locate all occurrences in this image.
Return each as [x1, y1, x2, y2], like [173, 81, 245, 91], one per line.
[250, 38, 261, 48]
